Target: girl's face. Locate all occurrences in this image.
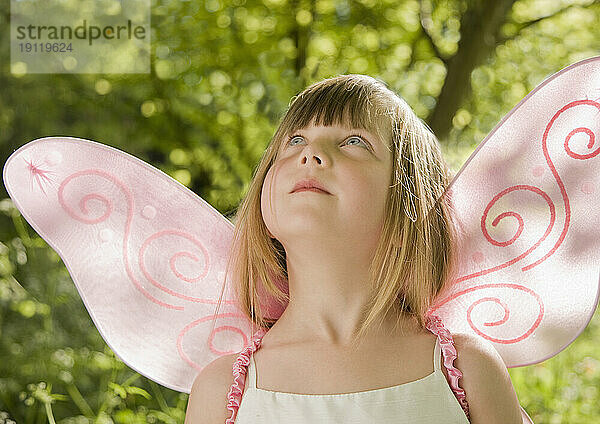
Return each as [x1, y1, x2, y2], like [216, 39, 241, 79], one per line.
[261, 121, 393, 251]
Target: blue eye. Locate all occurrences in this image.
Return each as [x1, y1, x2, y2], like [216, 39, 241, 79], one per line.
[288, 135, 303, 146]
[344, 136, 367, 147]
[286, 134, 369, 148]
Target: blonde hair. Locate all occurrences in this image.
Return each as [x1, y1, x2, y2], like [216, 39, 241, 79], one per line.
[217, 74, 459, 347]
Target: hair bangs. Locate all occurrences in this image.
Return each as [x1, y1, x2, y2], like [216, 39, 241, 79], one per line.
[275, 77, 392, 150]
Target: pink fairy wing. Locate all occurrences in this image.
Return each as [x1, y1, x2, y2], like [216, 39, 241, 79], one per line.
[2, 137, 283, 393]
[429, 56, 600, 368]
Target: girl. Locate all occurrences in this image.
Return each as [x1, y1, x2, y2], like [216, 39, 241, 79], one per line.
[185, 75, 524, 423]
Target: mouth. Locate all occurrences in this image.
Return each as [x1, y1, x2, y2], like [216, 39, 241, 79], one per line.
[290, 178, 331, 194]
[292, 187, 331, 194]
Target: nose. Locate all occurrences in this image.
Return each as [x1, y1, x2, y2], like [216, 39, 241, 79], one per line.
[298, 144, 327, 166]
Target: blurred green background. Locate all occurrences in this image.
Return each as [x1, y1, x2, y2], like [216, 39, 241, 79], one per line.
[1, 0, 600, 423]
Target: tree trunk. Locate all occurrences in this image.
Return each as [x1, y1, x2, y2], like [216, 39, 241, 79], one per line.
[427, 0, 518, 141]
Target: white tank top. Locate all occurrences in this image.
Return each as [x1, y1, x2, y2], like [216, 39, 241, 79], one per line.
[234, 336, 470, 423]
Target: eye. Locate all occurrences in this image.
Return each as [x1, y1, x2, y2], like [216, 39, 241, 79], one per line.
[343, 135, 368, 148]
[287, 135, 304, 146]
[285, 134, 370, 149]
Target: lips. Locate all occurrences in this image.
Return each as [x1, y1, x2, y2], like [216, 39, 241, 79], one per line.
[293, 187, 330, 194]
[290, 178, 331, 194]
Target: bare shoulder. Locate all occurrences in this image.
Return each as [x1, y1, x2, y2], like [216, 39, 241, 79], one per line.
[185, 353, 239, 424]
[451, 333, 522, 424]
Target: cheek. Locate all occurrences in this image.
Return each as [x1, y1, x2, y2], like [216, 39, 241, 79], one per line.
[260, 167, 277, 226]
[349, 172, 390, 223]
[349, 171, 386, 203]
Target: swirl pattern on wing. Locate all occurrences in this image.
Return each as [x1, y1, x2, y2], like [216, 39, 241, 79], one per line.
[430, 100, 599, 344]
[58, 169, 185, 310]
[178, 313, 252, 370]
[139, 229, 214, 302]
[429, 284, 544, 344]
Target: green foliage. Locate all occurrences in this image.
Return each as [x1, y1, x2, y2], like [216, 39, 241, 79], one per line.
[509, 312, 600, 423]
[0, 199, 187, 423]
[1, 0, 599, 422]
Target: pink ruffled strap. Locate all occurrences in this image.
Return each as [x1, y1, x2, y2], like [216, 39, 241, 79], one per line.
[425, 314, 470, 420]
[225, 327, 268, 424]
